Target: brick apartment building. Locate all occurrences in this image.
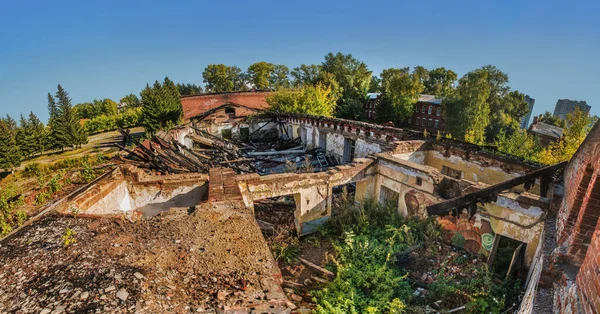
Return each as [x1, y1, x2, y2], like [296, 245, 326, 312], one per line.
[364, 94, 445, 131]
[409, 95, 444, 131]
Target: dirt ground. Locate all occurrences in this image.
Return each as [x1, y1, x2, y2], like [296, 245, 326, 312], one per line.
[254, 200, 334, 311]
[0, 202, 290, 313]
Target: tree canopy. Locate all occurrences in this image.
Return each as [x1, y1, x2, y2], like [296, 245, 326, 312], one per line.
[140, 77, 183, 135]
[376, 67, 424, 125]
[266, 84, 336, 117]
[176, 83, 203, 96]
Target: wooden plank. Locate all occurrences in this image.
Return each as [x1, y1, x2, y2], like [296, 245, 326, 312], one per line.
[426, 161, 567, 216]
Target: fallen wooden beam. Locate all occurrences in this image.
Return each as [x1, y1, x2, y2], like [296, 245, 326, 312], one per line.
[299, 257, 335, 278]
[247, 149, 306, 156]
[426, 161, 567, 216]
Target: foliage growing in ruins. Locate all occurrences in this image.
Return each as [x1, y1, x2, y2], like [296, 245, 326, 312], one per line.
[266, 83, 336, 117]
[272, 239, 300, 265]
[62, 228, 77, 247]
[311, 192, 514, 313]
[140, 77, 183, 136]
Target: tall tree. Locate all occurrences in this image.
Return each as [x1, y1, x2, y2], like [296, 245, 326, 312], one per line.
[15, 114, 30, 158]
[140, 77, 183, 135]
[266, 84, 336, 117]
[46, 92, 62, 151]
[55, 84, 87, 148]
[321, 52, 372, 105]
[120, 93, 141, 107]
[203, 64, 235, 92]
[176, 83, 203, 96]
[423, 67, 457, 97]
[0, 117, 21, 171]
[445, 69, 491, 144]
[376, 67, 424, 125]
[270, 64, 290, 89]
[291, 64, 322, 86]
[27, 112, 45, 157]
[247, 61, 275, 89]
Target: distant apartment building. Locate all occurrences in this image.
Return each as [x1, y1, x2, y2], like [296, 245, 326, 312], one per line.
[553, 99, 590, 120]
[520, 95, 535, 129]
[410, 95, 444, 131]
[365, 93, 381, 120]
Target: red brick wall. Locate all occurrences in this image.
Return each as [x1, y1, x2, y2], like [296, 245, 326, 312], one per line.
[181, 91, 273, 120]
[576, 228, 600, 313]
[410, 102, 444, 131]
[554, 121, 600, 313]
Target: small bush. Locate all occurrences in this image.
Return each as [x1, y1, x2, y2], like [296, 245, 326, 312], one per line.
[23, 163, 43, 178]
[62, 228, 77, 247]
[272, 240, 300, 265]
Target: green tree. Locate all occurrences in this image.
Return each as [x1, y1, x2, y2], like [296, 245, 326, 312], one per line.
[140, 77, 183, 135]
[0, 117, 21, 171]
[536, 107, 591, 164]
[247, 61, 275, 89]
[424, 67, 457, 97]
[291, 64, 322, 86]
[368, 75, 381, 93]
[55, 84, 87, 148]
[46, 92, 63, 151]
[27, 112, 45, 157]
[445, 69, 491, 144]
[120, 93, 141, 107]
[266, 83, 336, 117]
[377, 67, 424, 125]
[537, 111, 566, 128]
[15, 114, 30, 158]
[321, 52, 372, 100]
[321, 52, 372, 111]
[270, 64, 290, 89]
[203, 64, 236, 92]
[176, 83, 203, 96]
[495, 129, 541, 161]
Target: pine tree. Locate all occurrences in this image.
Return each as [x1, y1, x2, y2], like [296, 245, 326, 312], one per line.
[46, 92, 63, 151]
[55, 85, 87, 149]
[27, 112, 45, 157]
[16, 114, 30, 159]
[0, 117, 21, 171]
[140, 77, 183, 135]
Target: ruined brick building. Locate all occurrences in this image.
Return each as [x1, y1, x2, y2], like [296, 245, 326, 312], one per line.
[0, 97, 599, 313]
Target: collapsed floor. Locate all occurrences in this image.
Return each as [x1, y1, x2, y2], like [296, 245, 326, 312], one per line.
[0, 204, 289, 313]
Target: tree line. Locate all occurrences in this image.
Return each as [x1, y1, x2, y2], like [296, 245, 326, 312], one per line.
[1, 51, 595, 170]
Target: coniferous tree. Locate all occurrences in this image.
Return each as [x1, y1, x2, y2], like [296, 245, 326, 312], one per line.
[46, 92, 63, 151]
[140, 77, 183, 135]
[27, 112, 45, 157]
[16, 114, 30, 158]
[0, 117, 21, 171]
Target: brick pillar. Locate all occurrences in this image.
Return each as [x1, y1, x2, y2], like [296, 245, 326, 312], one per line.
[559, 165, 594, 247]
[576, 228, 600, 313]
[568, 170, 600, 264]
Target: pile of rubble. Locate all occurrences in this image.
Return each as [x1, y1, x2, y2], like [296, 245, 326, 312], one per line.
[117, 118, 338, 176]
[0, 203, 293, 313]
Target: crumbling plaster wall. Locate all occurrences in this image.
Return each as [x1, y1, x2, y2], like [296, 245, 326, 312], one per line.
[237, 158, 376, 235]
[62, 167, 209, 216]
[285, 122, 386, 164]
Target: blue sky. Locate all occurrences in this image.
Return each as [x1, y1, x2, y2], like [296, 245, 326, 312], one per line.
[1, 0, 598, 125]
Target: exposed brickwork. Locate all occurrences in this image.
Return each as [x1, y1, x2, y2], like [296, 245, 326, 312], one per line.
[552, 120, 600, 314]
[181, 91, 272, 120]
[576, 228, 600, 313]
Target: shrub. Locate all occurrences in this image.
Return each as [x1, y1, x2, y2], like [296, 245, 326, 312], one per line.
[272, 240, 300, 264]
[62, 228, 77, 247]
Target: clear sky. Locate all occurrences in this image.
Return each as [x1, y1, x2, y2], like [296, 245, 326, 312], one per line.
[1, 0, 598, 124]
